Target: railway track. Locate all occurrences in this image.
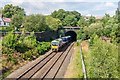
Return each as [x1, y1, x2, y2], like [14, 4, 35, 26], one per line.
[6, 42, 74, 80]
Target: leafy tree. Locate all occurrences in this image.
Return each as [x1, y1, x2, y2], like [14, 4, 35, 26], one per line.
[102, 14, 111, 27]
[88, 16, 96, 25]
[11, 14, 24, 31]
[2, 32, 18, 49]
[2, 4, 25, 18]
[67, 11, 81, 20]
[51, 9, 81, 26]
[45, 16, 62, 30]
[63, 15, 78, 26]
[115, 8, 120, 23]
[23, 14, 49, 32]
[88, 36, 118, 78]
[77, 16, 88, 27]
[51, 9, 66, 21]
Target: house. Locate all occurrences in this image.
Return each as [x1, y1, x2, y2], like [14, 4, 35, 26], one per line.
[0, 14, 11, 26]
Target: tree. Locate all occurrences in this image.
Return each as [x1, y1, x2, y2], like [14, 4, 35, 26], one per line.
[51, 9, 81, 26]
[88, 16, 96, 25]
[102, 14, 111, 27]
[11, 14, 24, 31]
[2, 4, 25, 18]
[63, 15, 78, 26]
[23, 14, 48, 32]
[51, 9, 66, 21]
[45, 16, 62, 30]
[77, 16, 88, 27]
[115, 8, 120, 23]
[65, 11, 81, 21]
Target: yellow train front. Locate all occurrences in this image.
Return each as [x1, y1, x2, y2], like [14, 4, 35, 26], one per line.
[51, 39, 62, 52]
[51, 36, 71, 52]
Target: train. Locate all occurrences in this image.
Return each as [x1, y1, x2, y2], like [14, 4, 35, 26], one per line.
[51, 36, 71, 52]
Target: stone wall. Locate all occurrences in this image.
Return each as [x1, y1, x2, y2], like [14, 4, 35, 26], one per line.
[0, 31, 58, 42]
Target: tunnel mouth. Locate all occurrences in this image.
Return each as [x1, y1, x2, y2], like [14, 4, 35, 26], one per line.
[65, 31, 77, 41]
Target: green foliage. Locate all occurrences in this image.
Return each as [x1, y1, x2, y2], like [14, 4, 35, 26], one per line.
[23, 32, 37, 48]
[77, 22, 103, 40]
[51, 9, 81, 26]
[7, 54, 18, 64]
[51, 9, 66, 21]
[2, 32, 18, 49]
[0, 26, 14, 32]
[2, 4, 25, 18]
[88, 36, 118, 78]
[63, 15, 78, 26]
[22, 48, 38, 60]
[11, 14, 24, 31]
[22, 42, 50, 60]
[24, 14, 49, 32]
[88, 16, 96, 25]
[45, 16, 62, 30]
[37, 42, 51, 55]
[2, 46, 14, 54]
[77, 16, 88, 27]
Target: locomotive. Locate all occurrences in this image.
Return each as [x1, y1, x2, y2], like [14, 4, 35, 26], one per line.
[51, 36, 71, 52]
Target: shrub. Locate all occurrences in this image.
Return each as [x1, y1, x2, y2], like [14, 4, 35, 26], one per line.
[2, 46, 14, 54]
[88, 36, 118, 78]
[2, 32, 18, 49]
[37, 42, 50, 55]
[23, 32, 37, 48]
[22, 48, 38, 60]
[7, 54, 18, 64]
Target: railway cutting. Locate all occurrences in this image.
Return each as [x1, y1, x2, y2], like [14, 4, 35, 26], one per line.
[6, 42, 74, 80]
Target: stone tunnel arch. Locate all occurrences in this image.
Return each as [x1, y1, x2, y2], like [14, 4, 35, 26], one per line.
[65, 31, 77, 41]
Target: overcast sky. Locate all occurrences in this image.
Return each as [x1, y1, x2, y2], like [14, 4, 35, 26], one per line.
[0, 0, 120, 16]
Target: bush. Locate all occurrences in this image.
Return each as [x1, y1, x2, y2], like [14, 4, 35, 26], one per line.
[7, 54, 18, 64]
[88, 36, 118, 78]
[2, 46, 14, 54]
[37, 42, 50, 55]
[23, 32, 37, 48]
[2, 32, 18, 49]
[22, 48, 38, 60]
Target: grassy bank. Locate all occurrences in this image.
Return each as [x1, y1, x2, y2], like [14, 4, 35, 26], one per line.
[82, 38, 118, 78]
[64, 42, 83, 78]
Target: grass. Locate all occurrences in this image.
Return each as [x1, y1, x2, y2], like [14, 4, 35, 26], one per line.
[81, 41, 91, 77]
[64, 42, 83, 78]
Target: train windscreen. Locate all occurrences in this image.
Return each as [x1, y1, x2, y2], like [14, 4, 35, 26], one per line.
[52, 42, 59, 46]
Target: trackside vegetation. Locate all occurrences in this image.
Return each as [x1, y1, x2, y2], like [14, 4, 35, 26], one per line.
[1, 32, 51, 79]
[0, 3, 119, 79]
[77, 8, 119, 78]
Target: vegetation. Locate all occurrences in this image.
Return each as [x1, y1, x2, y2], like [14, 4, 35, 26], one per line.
[64, 42, 83, 78]
[45, 16, 62, 30]
[2, 4, 25, 18]
[51, 9, 81, 26]
[1, 32, 51, 79]
[77, 8, 119, 78]
[1, 4, 119, 79]
[88, 36, 118, 78]
[23, 14, 49, 32]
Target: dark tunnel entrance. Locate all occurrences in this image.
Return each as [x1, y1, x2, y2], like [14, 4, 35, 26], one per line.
[65, 31, 77, 41]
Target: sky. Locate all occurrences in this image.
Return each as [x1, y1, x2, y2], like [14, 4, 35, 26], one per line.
[0, 0, 120, 16]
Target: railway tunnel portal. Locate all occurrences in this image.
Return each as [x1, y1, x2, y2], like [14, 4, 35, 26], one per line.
[59, 26, 80, 41]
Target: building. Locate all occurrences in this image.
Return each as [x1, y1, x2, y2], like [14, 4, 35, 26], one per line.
[0, 14, 11, 26]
